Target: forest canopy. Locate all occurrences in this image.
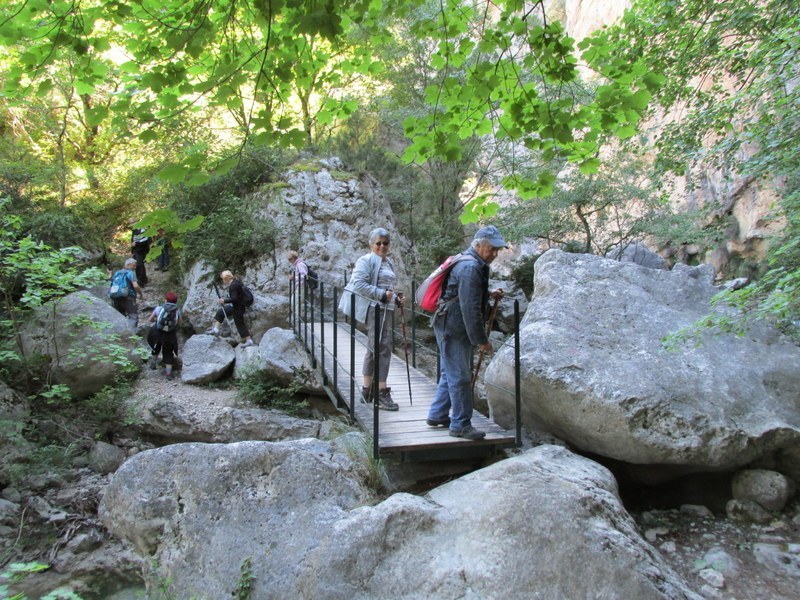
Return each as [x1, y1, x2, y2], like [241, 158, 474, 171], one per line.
[0, 0, 798, 335]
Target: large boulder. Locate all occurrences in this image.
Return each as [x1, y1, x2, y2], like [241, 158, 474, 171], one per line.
[19, 291, 139, 398]
[234, 327, 324, 394]
[180, 334, 235, 384]
[134, 396, 322, 443]
[486, 249, 800, 472]
[181, 158, 416, 340]
[100, 442, 698, 599]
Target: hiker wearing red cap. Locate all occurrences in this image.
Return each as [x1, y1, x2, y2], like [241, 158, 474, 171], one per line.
[147, 291, 182, 380]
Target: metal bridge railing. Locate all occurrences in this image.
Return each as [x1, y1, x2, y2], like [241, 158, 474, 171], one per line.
[289, 271, 522, 457]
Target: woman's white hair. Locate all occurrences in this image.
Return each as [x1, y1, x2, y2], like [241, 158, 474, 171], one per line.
[369, 228, 391, 245]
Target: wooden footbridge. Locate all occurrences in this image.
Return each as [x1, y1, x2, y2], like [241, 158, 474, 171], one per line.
[290, 279, 521, 460]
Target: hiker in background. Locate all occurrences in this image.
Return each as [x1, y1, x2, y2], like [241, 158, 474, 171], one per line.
[109, 258, 144, 333]
[148, 291, 182, 380]
[338, 227, 400, 411]
[206, 270, 255, 347]
[155, 227, 171, 272]
[426, 225, 507, 440]
[287, 250, 308, 287]
[130, 225, 151, 286]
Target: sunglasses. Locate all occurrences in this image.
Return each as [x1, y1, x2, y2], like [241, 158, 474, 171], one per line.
[374, 241, 390, 247]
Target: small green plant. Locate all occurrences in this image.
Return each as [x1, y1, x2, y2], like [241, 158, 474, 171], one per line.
[235, 557, 255, 600]
[236, 368, 309, 416]
[0, 562, 83, 600]
[342, 435, 388, 495]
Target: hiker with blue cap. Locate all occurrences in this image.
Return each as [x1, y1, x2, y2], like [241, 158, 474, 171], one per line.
[426, 225, 507, 440]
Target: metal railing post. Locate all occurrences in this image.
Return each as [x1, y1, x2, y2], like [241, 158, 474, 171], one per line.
[373, 303, 381, 460]
[349, 293, 356, 420]
[515, 299, 522, 446]
[289, 277, 295, 335]
[333, 287, 340, 405]
[310, 281, 317, 368]
[319, 281, 326, 384]
[411, 281, 417, 368]
[303, 279, 308, 351]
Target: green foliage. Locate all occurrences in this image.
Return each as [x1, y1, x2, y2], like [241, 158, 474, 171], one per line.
[0, 562, 82, 600]
[603, 0, 800, 339]
[172, 145, 292, 274]
[67, 315, 147, 375]
[235, 557, 255, 600]
[341, 434, 387, 495]
[509, 254, 539, 298]
[496, 150, 682, 257]
[401, 1, 663, 218]
[236, 368, 309, 416]
[179, 192, 277, 276]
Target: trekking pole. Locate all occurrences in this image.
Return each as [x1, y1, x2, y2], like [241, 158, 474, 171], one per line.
[396, 293, 413, 407]
[471, 294, 501, 391]
[212, 281, 239, 342]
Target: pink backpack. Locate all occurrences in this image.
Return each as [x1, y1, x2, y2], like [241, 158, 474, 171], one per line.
[415, 254, 476, 312]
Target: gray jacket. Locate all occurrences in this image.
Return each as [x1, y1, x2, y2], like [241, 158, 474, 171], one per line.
[338, 252, 394, 323]
[435, 247, 490, 346]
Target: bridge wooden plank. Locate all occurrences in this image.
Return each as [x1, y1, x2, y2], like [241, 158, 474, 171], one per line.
[298, 320, 515, 455]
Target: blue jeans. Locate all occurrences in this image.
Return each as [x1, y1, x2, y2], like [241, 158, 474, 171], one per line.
[428, 320, 474, 431]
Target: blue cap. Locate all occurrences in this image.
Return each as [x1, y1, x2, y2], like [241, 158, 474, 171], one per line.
[474, 225, 508, 248]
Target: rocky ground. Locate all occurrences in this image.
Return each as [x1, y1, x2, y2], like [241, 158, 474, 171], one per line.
[3, 267, 799, 598]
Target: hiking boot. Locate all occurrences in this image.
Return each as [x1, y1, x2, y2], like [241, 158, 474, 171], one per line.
[377, 388, 399, 411]
[148, 355, 158, 370]
[426, 417, 450, 428]
[360, 386, 373, 404]
[449, 425, 485, 440]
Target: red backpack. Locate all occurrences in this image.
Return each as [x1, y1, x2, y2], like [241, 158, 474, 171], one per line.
[415, 254, 476, 312]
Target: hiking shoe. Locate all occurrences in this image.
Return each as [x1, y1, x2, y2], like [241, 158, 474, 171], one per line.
[241, 340, 255, 348]
[148, 355, 158, 370]
[377, 388, 399, 411]
[426, 417, 451, 428]
[449, 425, 485, 440]
[360, 386, 373, 404]
[204, 328, 220, 336]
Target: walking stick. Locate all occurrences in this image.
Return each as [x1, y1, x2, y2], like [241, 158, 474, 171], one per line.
[212, 281, 239, 341]
[471, 295, 501, 391]
[396, 293, 413, 406]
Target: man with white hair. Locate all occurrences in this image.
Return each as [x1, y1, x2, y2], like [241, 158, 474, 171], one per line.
[426, 226, 507, 440]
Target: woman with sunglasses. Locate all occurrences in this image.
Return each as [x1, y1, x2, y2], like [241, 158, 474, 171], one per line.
[338, 227, 400, 411]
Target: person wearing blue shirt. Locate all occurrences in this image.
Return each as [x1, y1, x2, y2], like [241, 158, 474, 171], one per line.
[110, 257, 144, 333]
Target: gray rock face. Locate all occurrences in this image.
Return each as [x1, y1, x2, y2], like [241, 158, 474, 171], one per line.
[486, 249, 800, 471]
[180, 334, 235, 384]
[19, 291, 139, 398]
[100, 443, 698, 599]
[181, 159, 415, 340]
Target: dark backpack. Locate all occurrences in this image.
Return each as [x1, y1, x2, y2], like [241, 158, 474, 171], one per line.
[242, 285, 255, 307]
[415, 254, 476, 312]
[109, 269, 131, 299]
[306, 266, 319, 290]
[156, 303, 179, 332]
